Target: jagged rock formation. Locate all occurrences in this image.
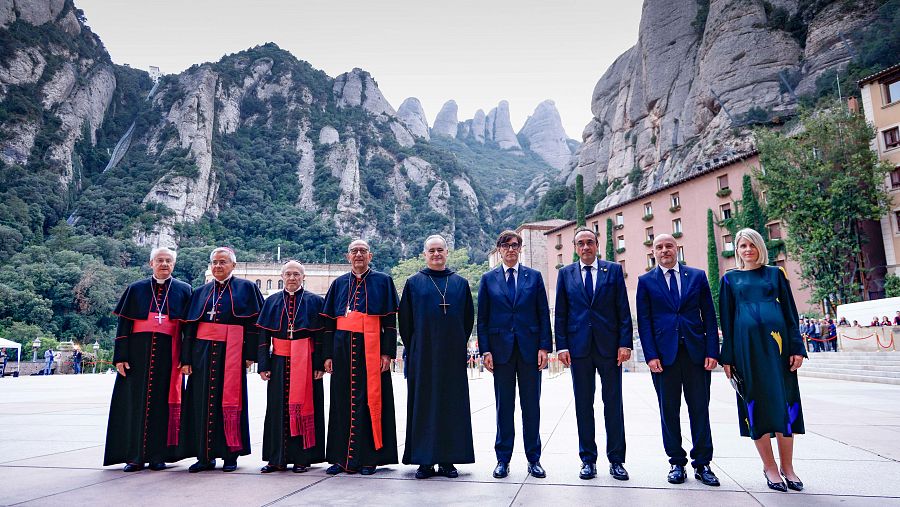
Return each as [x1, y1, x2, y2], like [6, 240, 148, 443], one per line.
[484, 101, 521, 151]
[333, 68, 396, 117]
[570, 0, 884, 211]
[396, 97, 430, 139]
[432, 100, 459, 137]
[519, 100, 574, 170]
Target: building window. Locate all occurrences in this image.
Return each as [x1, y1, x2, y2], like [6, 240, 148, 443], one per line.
[278, 280, 284, 290]
[723, 234, 734, 251]
[556, 234, 562, 246]
[720, 203, 732, 220]
[592, 221, 599, 233]
[885, 77, 900, 105]
[255, 279, 262, 288]
[619, 259, 627, 275]
[717, 174, 729, 190]
[672, 218, 682, 234]
[677, 246, 685, 262]
[645, 226, 654, 242]
[647, 254, 656, 269]
[891, 168, 900, 189]
[617, 235, 625, 249]
[644, 202, 653, 216]
[615, 212, 624, 226]
[884, 127, 900, 151]
[670, 192, 680, 208]
[557, 253, 563, 265]
[767, 222, 783, 240]
[895, 211, 900, 233]
[266, 279, 272, 290]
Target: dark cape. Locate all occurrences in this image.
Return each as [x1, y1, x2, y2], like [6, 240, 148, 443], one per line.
[399, 268, 475, 465]
[179, 276, 263, 462]
[104, 277, 192, 466]
[256, 289, 327, 466]
[320, 269, 399, 469]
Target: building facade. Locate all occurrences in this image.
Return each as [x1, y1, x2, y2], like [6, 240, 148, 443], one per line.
[205, 262, 351, 297]
[542, 153, 817, 317]
[488, 219, 570, 272]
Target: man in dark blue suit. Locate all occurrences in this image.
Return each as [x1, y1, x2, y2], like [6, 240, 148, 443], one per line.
[478, 230, 552, 480]
[555, 228, 632, 481]
[636, 234, 720, 487]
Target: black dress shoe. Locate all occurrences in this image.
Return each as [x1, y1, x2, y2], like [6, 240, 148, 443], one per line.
[148, 462, 167, 471]
[123, 463, 144, 472]
[260, 464, 285, 473]
[667, 464, 686, 484]
[222, 459, 238, 472]
[437, 464, 458, 478]
[292, 464, 309, 473]
[493, 461, 509, 479]
[325, 464, 344, 475]
[609, 462, 629, 481]
[188, 460, 216, 473]
[416, 465, 436, 479]
[527, 461, 546, 479]
[781, 473, 803, 491]
[765, 470, 787, 492]
[694, 465, 720, 486]
[579, 462, 597, 480]
[359, 465, 376, 475]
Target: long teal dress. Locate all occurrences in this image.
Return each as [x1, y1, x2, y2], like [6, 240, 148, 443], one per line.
[719, 266, 807, 439]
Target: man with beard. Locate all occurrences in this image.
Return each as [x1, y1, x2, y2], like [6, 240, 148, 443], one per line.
[320, 239, 399, 475]
[180, 247, 264, 473]
[104, 247, 191, 472]
[399, 234, 475, 479]
[256, 260, 327, 473]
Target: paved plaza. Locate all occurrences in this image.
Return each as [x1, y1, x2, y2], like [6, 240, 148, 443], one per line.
[2, 369, 900, 506]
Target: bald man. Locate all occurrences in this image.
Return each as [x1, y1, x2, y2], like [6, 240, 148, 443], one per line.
[636, 234, 720, 487]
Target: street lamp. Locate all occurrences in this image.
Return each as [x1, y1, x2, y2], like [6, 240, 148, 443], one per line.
[92, 341, 100, 374]
[32, 338, 41, 362]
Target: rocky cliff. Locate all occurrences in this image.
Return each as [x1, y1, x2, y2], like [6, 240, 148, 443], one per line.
[518, 100, 575, 170]
[570, 0, 884, 211]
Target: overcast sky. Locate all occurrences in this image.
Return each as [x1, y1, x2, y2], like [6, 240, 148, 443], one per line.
[76, 0, 643, 139]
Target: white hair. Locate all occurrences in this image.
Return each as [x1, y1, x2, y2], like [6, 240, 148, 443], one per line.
[735, 228, 769, 269]
[150, 246, 177, 262]
[281, 260, 305, 275]
[209, 247, 237, 263]
[423, 234, 448, 251]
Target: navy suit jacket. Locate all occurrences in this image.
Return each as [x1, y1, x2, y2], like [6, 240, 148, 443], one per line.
[554, 260, 633, 359]
[636, 265, 720, 366]
[477, 264, 552, 364]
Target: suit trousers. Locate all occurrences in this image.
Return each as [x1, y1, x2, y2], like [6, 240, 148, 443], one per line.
[492, 342, 542, 463]
[570, 348, 625, 464]
[651, 344, 713, 467]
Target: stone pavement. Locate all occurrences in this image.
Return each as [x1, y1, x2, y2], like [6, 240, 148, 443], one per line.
[1, 370, 899, 506]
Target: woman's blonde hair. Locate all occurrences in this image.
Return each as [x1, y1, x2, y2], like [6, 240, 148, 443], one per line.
[734, 228, 768, 269]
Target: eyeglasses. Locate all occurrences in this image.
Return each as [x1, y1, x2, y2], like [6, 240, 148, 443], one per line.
[499, 243, 521, 251]
[348, 248, 369, 255]
[211, 260, 233, 266]
[575, 240, 597, 248]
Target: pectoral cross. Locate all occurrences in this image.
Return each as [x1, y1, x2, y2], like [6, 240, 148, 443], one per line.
[288, 325, 294, 340]
[206, 308, 216, 319]
[439, 302, 450, 315]
[154, 313, 166, 324]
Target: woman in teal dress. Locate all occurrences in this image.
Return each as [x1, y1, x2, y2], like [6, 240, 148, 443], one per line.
[719, 228, 807, 493]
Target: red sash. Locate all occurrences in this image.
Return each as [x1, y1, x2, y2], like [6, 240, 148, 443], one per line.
[196, 322, 244, 452]
[273, 337, 315, 448]
[336, 310, 384, 450]
[130, 312, 182, 446]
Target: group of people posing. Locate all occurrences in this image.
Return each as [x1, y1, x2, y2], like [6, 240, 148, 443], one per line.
[104, 226, 806, 493]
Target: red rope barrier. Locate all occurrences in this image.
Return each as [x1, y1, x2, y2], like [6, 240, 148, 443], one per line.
[838, 333, 876, 341]
[876, 331, 895, 350]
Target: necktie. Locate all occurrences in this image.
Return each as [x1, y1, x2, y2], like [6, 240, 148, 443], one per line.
[668, 269, 680, 308]
[506, 267, 516, 302]
[584, 265, 593, 302]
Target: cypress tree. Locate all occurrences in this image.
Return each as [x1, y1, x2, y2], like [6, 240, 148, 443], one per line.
[575, 174, 586, 227]
[606, 218, 615, 262]
[707, 208, 720, 320]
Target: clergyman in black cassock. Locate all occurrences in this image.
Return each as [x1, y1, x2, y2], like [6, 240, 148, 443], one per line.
[104, 247, 191, 472]
[180, 248, 264, 473]
[320, 239, 399, 476]
[256, 261, 327, 473]
[398, 235, 475, 479]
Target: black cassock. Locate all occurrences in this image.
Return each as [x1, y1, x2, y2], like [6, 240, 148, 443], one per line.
[180, 277, 263, 462]
[256, 289, 327, 467]
[320, 269, 399, 469]
[399, 267, 475, 465]
[104, 277, 191, 466]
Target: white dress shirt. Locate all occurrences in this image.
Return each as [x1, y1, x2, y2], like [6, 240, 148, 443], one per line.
[658, 263, 681, 295]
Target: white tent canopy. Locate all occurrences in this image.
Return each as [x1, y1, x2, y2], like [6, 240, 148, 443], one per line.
[0, 337, 23, 375]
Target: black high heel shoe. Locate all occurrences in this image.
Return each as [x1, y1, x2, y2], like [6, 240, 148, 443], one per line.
[781, 472, 804, 491]
[765, 470, 787, 492]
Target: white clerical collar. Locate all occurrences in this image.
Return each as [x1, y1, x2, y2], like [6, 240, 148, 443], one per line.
[579, 259, 599, 271]
[351, 268, 370, 279]
[284, 287, 302, 296]
[658, 263, 680, 276]
[152, 276, 171, 284]
[214, 275, 233, 284]
[502, 262, 520, 272]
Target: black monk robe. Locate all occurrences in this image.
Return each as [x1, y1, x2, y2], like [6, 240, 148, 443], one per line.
[398, 268, 475, 465]
[320, 269, 399, 470]
[104, 277, 192, 467]
[180, 276, 263, 462]
[256, 288, 327, 467]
